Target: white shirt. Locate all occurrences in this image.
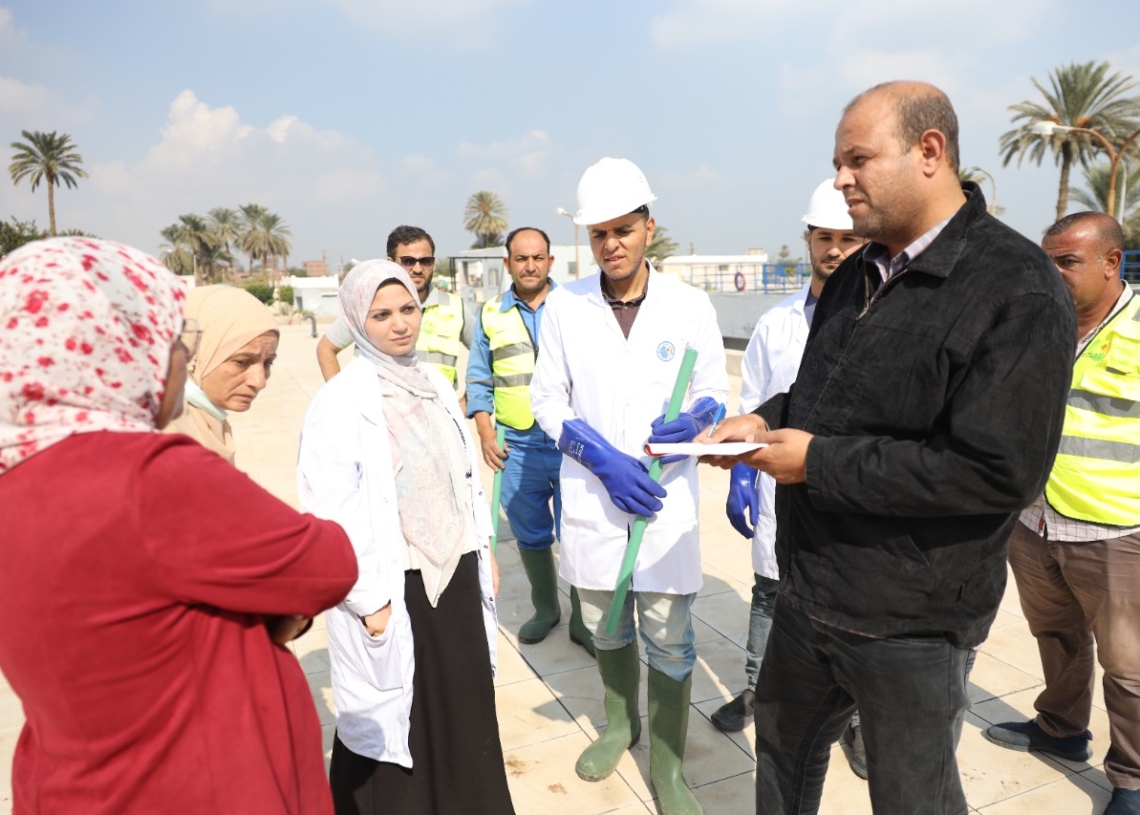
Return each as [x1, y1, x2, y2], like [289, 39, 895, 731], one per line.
[738, 281, 813, 579]
[530, 267, 729, 594]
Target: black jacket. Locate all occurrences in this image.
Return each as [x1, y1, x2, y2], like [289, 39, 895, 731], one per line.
[757, 185, 1076, 648]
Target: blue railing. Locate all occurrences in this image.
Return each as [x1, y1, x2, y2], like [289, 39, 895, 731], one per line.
[1124, 250, 1140, 284]
[681, 262, 812, 294]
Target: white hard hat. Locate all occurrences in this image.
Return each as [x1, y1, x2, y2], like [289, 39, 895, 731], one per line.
[574, 157, 658, 226]
[801, 178, 853, 230]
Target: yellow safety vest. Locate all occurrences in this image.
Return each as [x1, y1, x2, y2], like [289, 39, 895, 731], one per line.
[1045, 294, 1140, 526]
[417, 291, 465, 386]
[481, 295, 536, 430]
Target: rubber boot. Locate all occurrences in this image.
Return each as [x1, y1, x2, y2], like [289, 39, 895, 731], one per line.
[517, 547, 562, 644]
[576, 642, 641, 781]
[648, 668, 702, 815]
[569, 586, 596, 657]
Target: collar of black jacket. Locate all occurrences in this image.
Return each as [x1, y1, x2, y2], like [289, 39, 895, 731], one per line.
[885, 181, 986, 280]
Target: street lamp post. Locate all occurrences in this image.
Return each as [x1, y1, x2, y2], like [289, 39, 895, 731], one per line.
[1031, 120, 1140, 220]
[555, 207, 580, 279]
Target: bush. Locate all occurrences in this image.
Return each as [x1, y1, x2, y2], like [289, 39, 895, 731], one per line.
[279, 285, 294, 305]
[244, 283, 274, 304]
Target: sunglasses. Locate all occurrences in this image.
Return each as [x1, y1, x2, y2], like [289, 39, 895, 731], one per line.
[397, 255, 436, 270]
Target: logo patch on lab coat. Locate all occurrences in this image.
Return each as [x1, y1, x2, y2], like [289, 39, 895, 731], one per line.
[656, 341, 676, 361]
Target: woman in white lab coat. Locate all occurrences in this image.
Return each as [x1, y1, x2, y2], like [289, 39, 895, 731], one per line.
[298, 260, 514, 815]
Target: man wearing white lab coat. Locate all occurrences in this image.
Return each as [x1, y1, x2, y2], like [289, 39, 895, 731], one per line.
[531, 158, 728, 815]
[712, 179, 869, 775]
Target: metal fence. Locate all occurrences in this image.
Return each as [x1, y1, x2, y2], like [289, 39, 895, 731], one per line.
[1124, 250, 1140, 284]
[679, 262, 812, 294]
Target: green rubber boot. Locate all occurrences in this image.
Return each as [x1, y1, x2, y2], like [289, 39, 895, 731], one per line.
[517, 547, 562, 644]
[576, 642, 642, 782]
[648, 668, 702, 814]
[569, 586, 596, 657]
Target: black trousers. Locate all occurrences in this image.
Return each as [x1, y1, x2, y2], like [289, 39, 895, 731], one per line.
[755, 600, 975, 815]
[330, 552, 515, 815]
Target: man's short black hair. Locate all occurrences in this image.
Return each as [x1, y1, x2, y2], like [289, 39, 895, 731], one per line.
[386, 225, 435, 258]
[1045, 211, 1124, 254]
[504, 226, 551, 255]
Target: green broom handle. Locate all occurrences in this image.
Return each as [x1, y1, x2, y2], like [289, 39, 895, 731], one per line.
[605, 346, 698, 635]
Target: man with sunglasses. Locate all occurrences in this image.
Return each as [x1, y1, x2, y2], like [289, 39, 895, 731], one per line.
[316, 225, 476, 385]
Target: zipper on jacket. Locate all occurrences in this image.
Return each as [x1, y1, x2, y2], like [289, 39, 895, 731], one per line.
[858, 267, 911, 320]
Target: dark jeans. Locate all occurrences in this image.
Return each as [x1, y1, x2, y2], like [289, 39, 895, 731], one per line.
[755, 601, 976, 815]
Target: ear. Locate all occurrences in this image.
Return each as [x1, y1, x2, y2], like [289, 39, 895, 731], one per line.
[917, 129, 948, 178]
[1104, 248, 1123, 278]
[645, 216, 656, 245]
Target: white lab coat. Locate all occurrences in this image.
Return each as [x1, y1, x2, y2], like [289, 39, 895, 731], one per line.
[297, 357, 497, 768]
[531, 267, 729, 595]
[739, 281, 812, 579]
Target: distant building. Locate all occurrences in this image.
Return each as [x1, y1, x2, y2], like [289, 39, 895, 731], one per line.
[302, 259, 328, 277]
[287, 274, 340, 317]
[657, 251, 810, 294]
[445, 244, 592, 303]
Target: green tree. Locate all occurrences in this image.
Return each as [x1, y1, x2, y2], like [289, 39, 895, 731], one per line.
[238, 205, 291, 280]
[463, 190, 508, 248]
[646, 224, 679, 267]
[999, 60, 1140, 221]
[207, 207, 241, 281]
[8, 130, 89, 236]
[0, 216, 44, 257]
[1070, 161, 1140, 250]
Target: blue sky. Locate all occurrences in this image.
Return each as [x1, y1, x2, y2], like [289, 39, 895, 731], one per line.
[2, 0, 1139, 267]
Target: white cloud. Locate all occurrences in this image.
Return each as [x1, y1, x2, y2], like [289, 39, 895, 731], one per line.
[458, 129, 553, 176]
[0, 76, 90, 122]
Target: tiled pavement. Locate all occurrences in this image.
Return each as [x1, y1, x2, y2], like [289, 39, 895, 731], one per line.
[0, 324, 1116, 813]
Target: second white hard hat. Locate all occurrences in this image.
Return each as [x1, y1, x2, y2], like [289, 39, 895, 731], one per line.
[574, 157, 658, 226]
[802, 178, 853, 230]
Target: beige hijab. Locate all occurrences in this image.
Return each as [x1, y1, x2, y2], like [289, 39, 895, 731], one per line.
[165, 286, 278, 464]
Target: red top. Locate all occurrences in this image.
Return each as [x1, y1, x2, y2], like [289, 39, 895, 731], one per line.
[0, 432, 358, 814]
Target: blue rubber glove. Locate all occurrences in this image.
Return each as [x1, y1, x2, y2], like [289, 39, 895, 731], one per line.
[726, 462, 759, 540]
[648, 396, 722, 464]
[558, 418, 667, 516]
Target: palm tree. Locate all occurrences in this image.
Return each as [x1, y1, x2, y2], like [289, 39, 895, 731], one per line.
[237, 203, 269, 273]
[159, 224, 195, 277]
[8, 130, 89, 236]
[238, 207, 292, 283]
[463, 191, 509, 248]
[1070, 160, 1140, 249]
[999, 61, 1140, 220]
[647, 225, 679, 267]
[207, 207, 241, 283]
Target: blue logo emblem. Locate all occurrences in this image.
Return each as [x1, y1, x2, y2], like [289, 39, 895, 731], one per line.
[657, 341, 676, 362]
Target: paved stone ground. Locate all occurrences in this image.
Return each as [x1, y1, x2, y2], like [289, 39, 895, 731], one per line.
[0, 323, 1117, 813]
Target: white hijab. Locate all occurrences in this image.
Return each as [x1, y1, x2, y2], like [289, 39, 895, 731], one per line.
[339, 261, 474, 606]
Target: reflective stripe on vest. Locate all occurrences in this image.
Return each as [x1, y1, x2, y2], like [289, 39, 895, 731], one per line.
[1045, 295, 1140, 525]
[416, 290, 465, 385]
[481, 295, 536, 430]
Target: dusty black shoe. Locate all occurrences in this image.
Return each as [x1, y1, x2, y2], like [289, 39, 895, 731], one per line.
[983, 719, 1093, 762]
[843, 720, 868, 779]
[710, 689, 754, 733]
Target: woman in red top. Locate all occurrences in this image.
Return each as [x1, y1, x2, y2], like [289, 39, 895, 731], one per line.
[0, 238, 358, 814]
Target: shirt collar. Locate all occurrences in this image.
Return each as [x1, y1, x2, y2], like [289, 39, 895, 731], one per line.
[600, 264, 650, 306]
[420, 287, 442, 310]
[501, 278, 558, 312]
[863, 214, 954, 283]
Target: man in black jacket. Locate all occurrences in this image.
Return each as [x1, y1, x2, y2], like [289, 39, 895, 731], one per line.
[705, 81, 1077, 814]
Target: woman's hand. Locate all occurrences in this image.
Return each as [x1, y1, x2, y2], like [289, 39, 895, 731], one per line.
[490, 549, 500, 597]
[362, 603, 393, 637]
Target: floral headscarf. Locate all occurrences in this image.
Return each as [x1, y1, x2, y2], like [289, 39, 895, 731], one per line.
[0, 238, 186, 473]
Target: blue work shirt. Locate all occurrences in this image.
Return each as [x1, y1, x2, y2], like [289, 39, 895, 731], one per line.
[466, 280, 558, 448]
